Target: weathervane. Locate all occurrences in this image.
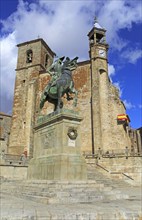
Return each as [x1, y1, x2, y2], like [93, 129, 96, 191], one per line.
[94, 16, 98, 25]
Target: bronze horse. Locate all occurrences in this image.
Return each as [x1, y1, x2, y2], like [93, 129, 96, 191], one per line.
[40, 57, 78, 111]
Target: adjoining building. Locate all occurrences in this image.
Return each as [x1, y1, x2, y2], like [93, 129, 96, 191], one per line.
[0, 112, 11, 153]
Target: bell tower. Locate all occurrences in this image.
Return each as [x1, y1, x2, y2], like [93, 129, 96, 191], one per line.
[88, 18, 111, 153]
[8, 38, 55, 157]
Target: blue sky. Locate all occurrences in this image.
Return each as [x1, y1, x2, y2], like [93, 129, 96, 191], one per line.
[0, 0, 142, 129]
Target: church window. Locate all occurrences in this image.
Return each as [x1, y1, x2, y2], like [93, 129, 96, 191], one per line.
[26, 49, 33, 63]
[99, 69, 105, 74]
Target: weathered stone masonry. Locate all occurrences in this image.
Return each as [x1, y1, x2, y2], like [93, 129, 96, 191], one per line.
[0, 112, 11, 152]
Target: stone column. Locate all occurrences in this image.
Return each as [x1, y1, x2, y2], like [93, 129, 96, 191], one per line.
[27, 109, 87, 180]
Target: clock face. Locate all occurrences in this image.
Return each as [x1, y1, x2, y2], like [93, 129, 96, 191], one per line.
[99, 49, 106, 57]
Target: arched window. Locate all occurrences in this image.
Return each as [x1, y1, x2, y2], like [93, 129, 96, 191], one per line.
[99, 68, 106, 74]
[26, 49, 33, 63]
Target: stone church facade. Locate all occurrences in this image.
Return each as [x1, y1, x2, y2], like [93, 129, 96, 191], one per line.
[8, 20, 141, 157]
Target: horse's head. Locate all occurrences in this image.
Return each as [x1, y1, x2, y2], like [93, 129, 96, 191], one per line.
[66, 57, 78, 71]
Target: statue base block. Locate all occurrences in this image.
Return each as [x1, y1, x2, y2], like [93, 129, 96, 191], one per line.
[28, 154, 86, 180]
[27, 109, 87, 180]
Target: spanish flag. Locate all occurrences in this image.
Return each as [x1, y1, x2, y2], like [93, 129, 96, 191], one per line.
[117, 114, 130, 123]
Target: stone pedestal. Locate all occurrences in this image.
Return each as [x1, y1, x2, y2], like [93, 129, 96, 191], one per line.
[27, 109, 87, 180]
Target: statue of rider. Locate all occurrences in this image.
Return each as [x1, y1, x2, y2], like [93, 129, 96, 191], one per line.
[40, 56, 65, 109]
[40, 56, 78, 110]
[61, 56, 78, 91]
[46, 56, 65, 91]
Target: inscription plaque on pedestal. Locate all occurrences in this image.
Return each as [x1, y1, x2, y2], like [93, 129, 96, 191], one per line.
[41, 128, 55, 149]
[68, 138, 76, 147]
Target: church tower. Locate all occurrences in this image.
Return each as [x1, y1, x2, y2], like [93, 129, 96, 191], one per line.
[88, 18, 131, 154]
[8, 39, 55, 156]
[88, 18, 111, 153]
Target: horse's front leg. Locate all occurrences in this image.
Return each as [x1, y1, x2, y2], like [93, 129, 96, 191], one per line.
[69, 85, 78, 107]
[73, 89, 78, 107]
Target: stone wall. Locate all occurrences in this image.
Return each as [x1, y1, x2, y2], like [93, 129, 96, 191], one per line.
[128, 127, 142, 154]
[95, 157, 142, 184]
[8, 68, 38, 155]
[0, 165, 27, 179]
[106, 83, 131, 152]
[136, 127, 142, 153]
[0, 112, 11, 153]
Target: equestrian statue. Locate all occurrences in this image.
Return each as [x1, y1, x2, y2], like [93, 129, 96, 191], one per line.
[40, 56, 78, 111]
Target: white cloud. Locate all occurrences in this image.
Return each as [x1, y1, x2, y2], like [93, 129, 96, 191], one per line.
[0, 0, 96, 59]
[108, 64, 115, 77]
[123, 100, 135, 110]
[0, 32, 17, 101]
[138, 104, 142, 109]
[121, 48, 142, 64]
[98, 0, 142, 50]
[0, 0, 142, 113]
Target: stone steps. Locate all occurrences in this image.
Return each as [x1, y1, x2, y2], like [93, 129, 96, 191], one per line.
[1, 164, 141, 219]
[1, 162, 142, 219]
[87, 163, 132, 187]
[1, 178, 130, 205]
[0, 163, 139, 206]
[89, 157, 142, 184]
